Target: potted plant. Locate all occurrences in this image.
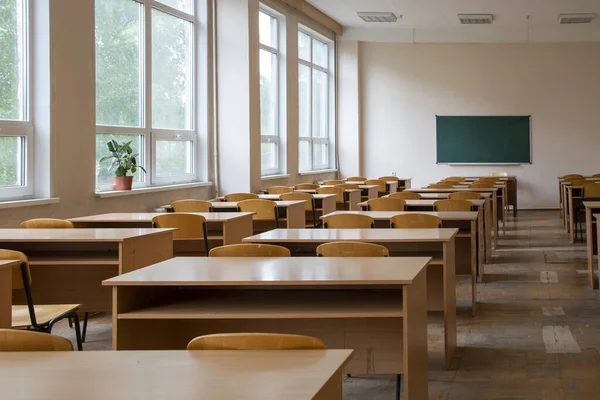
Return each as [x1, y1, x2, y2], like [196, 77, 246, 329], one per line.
[99, 139, 146, 190]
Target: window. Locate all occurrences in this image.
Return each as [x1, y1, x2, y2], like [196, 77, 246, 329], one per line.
[95, 0, 197, 191]
[298, 29, 334, 172]
[259, 8, 282, 176]
[0, 0, 32, 200]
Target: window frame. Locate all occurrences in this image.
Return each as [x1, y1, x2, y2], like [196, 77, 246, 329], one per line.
[95, 0, 199, 192]
[0, 0, 33, 201]
[297, 26, 334, 173]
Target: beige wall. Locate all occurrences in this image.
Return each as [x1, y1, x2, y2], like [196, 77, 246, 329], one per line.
[339, 42, 600, 209]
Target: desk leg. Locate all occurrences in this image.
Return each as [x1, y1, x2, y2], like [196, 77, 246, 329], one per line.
[313, 366, 344, 400]
[470, 220, 477, 316]
[492, 195, 498, 247]
[559, 181, 564, 223]
[223, 215, 254, 245]
[564, 185, 570, 231]
[403, 267, 429, 399]
[286, 203, 305, 228]
[486, 198, 493, 259]
[587, 207, 597, 289]
[478, 211, 485, 283]
[512, 178, 518, 217]
[569, 191, 575, 243]
[442, 238, 457, 370]
[0, 266, 12, 328]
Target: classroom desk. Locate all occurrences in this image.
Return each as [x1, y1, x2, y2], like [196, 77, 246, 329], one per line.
[463, 176, 518, 217]
[103, 257, 429, 398]
[558, 177, 600, 224]
[346, 181, 399, 196]
[242, 228, 457, 369]
[0, 229, 174, 314]
[209, 201, 305, 229]
[565, 185, 584, 241]
[321, 184, 378, 200]
[0, 260, 19, 328]
[69, 212, 254, 248]
[0, 350, 353, 400]
[453, 183, 507, 227]
[585, 203, 600, 289]
[297, 188, 362, 211]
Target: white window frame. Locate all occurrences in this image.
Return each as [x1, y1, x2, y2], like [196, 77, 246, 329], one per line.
[0, 0, 33, 201]
[298, 26, 334, 172]
[95, 0, 198, 192]
[259, 5, 283, 177]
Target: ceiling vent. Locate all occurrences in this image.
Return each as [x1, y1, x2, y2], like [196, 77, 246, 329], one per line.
[357, 12, 398, 23]
[558, 13, 596, 24]
[458, 14, 493, 24]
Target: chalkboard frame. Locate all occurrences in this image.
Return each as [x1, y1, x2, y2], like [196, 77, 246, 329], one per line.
[435, 115, 532, 165]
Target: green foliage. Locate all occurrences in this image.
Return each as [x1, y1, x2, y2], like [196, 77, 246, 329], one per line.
[99, 139, 146, 177]
[0, 0, 20, 121]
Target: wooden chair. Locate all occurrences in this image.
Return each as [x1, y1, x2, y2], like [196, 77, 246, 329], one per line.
[335, 183, 360, 190]
[390, 214, 442, 228]
[367, 198, 405, 211]
[265, 186, 293, 195]
[445, 176, 464, 182]
[323, 180, 343, 185]
[469, 183, 493, 188]
[428, 183, 454, 189]
[316, 241, 389, 257]
[378, 176, 400, 182]
[0, 250, 83, 351]
[209, 244, 290, 257]
[316, 187, 347, 210]
[573, 183, 600, 241]
[0, 329, 73, 352]
[20, 219, 73, 229]
[152, 214, 209, 255]
[448, 192, 482, 200]
[491, 172, 508, 177]
[388, 192, 421, 200]
[364, 179, 387, 195]
[294, 183, 319, 190]
[224, 193, 259, 202]
[187, 333, 325, 350]
[346, 176, 367, 182]
[563, 174, 584, 180]
[442, 179, 462, 184]
[170, 200, 212, 212]
[473, 178, 498, 184]
[434, 199, 473, 212]
[592, 174, 600, 179]
[281, 192, 317, 228]
[323, 214, 374, 229]
[571, 179, 591, 186]
[238, 199, 279, 229]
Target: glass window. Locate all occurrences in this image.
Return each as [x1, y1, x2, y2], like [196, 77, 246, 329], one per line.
[259, 49, 277, 137]
[259, 11, 276, 48]
[0, 136, 24, 187]
[298, 64, 311, 139]
[298, 31, 311, 62]
[312, 38, 328, 69]
[155, 139, 194, 177]
[154, 0, 193, 14]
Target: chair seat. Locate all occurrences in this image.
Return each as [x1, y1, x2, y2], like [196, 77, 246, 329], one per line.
[12, 304, 81, 328]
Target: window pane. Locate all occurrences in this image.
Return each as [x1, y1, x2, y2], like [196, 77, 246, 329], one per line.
[95, 0, 142, 128]
[313, 142, 328, 168]
[312, 69, 328, 138]
[313, 38, 328, 69]
[260, 49, 277, 137]
[155, 0, 193, 14]
[298, 140, 310, 172]
[152, 9, 193, 130]
[298, 64, 311, 138]
[298, 31, 311, 62]
[96, 134, 144, 186]
[261, 142, 278, 172]
[0, 136, 24, 186]
[0, 0, 25, 121]
[155, 140, 194, 177]
[259, 11, 277, 48]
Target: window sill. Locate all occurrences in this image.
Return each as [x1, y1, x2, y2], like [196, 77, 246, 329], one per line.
[298, 169, 338, 176]
[96, 182, 213, 199]
[261, 174, 290, 181]
[0, 197, 60, 210]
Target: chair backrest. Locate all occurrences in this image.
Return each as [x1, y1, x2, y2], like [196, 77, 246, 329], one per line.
[388, 192, 422, 200]
[20, 219, 73, 229]
[367, 198, 405, 211]
[442, 179, 462, 184]
[0, 249, 31, 290]
[473, 178, 498, 185]
[294, 183, 319, 190]
[428, 183, 454, 189]
[434, 199, 472, 212]
[448, 192, 482, 200]
[390, 214, 442, 228]
[468, 183, 493, 189]
[0, 329, 73, 352]
[151, 214, 207, 239]
[209, 244, 290, 257]
[378, 176, 400, 182]
[491, 172, 508, 177]
[364, 179, 386, 192]
[316, 186, 345, 203]
[563, 174, 584, 180]
[238, 199, 277, 221]
[323, 214, 374, 229]
[583, 183, 600, 199]
[280, 192, 314, 212]
[265, 186, 294, 195]
[187, 333, 326, 350]
[316, 241, 389, 257]
[323, 180, 343, 185]
[346, 176, 366, 182]
[592, 174, 600, 179]
[224, 193, 259, 202]
[335, 183, 360, 190]
[170, 200, 212, 213]
[571, 179, 590, 186]
[445, 176, 464, 182]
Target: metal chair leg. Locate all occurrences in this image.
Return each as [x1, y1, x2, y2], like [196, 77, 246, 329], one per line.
[396, 374, 402, 400]
[68, 317, 73, 328]
[71, 313, 83, 351]
[82, 312, 89, 343]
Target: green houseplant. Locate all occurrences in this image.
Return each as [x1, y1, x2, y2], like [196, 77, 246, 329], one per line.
[99, 139, 146, 190]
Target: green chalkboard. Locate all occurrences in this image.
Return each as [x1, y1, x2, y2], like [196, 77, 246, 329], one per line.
[436, 116, 531, 164]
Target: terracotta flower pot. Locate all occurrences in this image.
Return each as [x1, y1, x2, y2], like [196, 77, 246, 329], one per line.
[114, 176, 134, 190]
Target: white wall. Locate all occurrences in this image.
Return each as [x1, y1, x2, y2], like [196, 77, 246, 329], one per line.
[339, 42, 600, 209]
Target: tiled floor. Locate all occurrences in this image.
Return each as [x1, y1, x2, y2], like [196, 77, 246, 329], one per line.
[52, 210, 600, 399]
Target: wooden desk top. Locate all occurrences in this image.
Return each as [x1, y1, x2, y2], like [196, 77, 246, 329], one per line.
[464, 176, 515, 180]
[391, 192, 492, 200]
[296, 188, 361, 194]
[345, 181, 398, 185]
[69, 212, 255, 223]
[103, 256, 431, 286]
[258, 194, 336, 201]
[210, 200, 305, 209]
[0, 350, 353, 400]
[0, 228, 175, 242]
[357, 199, 485, 208]
[320, 185, 376, 190]
[0, 260, 20, 269]
[407, 187, 499, 193]
[243, 228, 458, 243]
[584, 202, 600, 208]
[322, 211, 478, 221]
